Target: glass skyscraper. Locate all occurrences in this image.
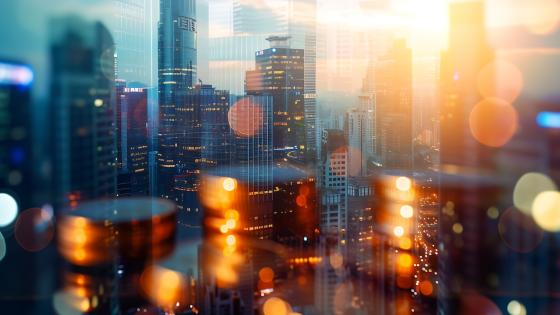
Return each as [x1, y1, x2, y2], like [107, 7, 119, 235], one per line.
[157, 0, 197, 199]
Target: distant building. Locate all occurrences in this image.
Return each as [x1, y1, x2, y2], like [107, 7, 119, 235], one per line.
[246, 36, 305, 157]
[115, 81, 149, 196]
[49, 16, 117, 209]
[0, 61, 34, 209]
[374, 39, 412, 170]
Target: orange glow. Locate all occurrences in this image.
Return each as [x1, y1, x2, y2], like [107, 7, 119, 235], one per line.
[225, 209, 239, 221]
[296, 195, 307, 207]
[259, 267, 275, 283]
[396, 177, 412, 192]
[400, 205, 414, 218]
[222, 178, 236, 192]
[228, 97, 263, 137]
[469, 98, 518, 147]
[477, 59, 523, 103]
[226, 235, 236, 246]
[140, 265, 186, 311]
[263, 297, 290, 315]
[393, 226, 405, 237]
[226, 219, 236, 229]
[419, 280, 434, 296]
[220, 225, 229, 234]
[399, 237, 412, 250]
[397, 253, 413, 274]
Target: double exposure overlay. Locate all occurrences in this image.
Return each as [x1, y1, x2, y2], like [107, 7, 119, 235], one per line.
[1, 0, 560, 314]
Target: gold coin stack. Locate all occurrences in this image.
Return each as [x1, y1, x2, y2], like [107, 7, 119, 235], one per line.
[57, 198, 176, 267]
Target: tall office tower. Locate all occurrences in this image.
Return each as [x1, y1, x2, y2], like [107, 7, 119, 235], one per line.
[158, 0, 197, 199]
[439, 1, 497, 313]
[49, 16, 117, 209]
[199, 85, 231, 170]
[0, 61, 34, 209]
[288, 0, 318, 160]
[173, 84, 231, 229]
[374, 39, 413, 170]
[233, 0, 288, 36]
[440, 0, 493, 170]
[115, 81, 149, 196]
[113, 0, 155, 84]
[345, 95, 375, 176]
[413, 56, 440, 148]
[347, 177, 375, 312]
[197, 0, 210, 82]
[230, 95, 274, 224]
[246, 36, 305, 157]
[316, 129, 348, 315]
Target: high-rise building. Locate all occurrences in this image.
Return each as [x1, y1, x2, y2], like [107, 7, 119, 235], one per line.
[113, 0, 156, 85]
[374, 39, 412, 170]
[345, 95, 375, 176]
[49, 16, 117, 209]
[158, 0, 197, 199]
[316, 129, 348, 315]
[174, 84, 231, 232]
[115, 81, 149, 196]
[289, 0, 318, 160]
[438, 2, 497, 314]
[0, 60, 34, 209]
[233, 0, 288, 36]
[246, 36, 305, 157]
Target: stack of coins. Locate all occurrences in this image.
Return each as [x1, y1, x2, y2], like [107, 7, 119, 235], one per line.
[57, 198, 176, 266]
[55, 197, 177, 314]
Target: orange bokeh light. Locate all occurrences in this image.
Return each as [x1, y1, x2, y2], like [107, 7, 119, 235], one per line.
[469, 98, 518, 147]
[228, 97, 263, 137]
[259, 267, 275, 283]
[419, 280, 434, 296]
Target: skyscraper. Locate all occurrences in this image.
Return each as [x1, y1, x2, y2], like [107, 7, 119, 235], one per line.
[346, 95, 375, 176]
[246, 36, 305, 157]
[158, 0, 197, 199]
[374, 39, 412, 170]
[49, 16, 117, 209]
[0, 61, 34, 209]
[316, 128, 348, 315]
[115, 81, 149, 196]
[438, 2, 497, 314]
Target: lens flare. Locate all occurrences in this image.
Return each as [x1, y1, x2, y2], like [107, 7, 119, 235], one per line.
[532, 191, 560, 232]
[263, 297, 290, 315]
[513, 172, 557, 215]
[228, 97, 263, 137]
[498, 207, 543, 253]
[15, 207, 55, 252]
[396, 177, 412, 192]
[400, 205, 414, 218]
[469, 98, 518, 147]
[0, 193, 18, 227]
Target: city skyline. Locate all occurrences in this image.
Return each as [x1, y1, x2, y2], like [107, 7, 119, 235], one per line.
[1, 0, 560, 314]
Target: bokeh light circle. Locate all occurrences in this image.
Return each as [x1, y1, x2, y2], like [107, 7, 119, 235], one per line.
[469, 98, 518, 147]
[477, 59, 523, 103]
[507, 300, 527, 315]
[458, 293, 502, 315]
[259, 267, 275, 283]
[498, 207, 543, 253]
[517, 0, 560, 35]
[14, 207, 55, 252]
[532, 191, 560, 232]
[513, 172, 557, 215]
[228, 98, 263, 137]
[0, 193, 18, 227]
[263, 297, 290, 315]
[0, 232, 6, 261]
